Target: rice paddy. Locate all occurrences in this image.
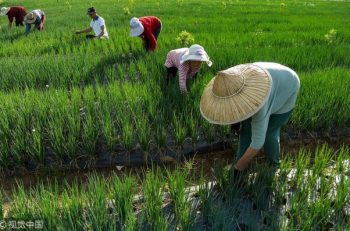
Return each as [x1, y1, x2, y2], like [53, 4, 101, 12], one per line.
[1, 0, 350, 229]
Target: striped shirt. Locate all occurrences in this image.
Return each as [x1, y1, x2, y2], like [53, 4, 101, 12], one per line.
[164, 48, 201, 93]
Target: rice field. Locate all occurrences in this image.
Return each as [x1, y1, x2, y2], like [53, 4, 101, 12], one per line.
[1, 0, 350, 229]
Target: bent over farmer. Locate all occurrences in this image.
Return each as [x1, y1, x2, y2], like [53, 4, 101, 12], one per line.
[24, 9, 45, 34]
[130, 16, 162, 52]
[200, 62, 300, 176]
[0, 6, 27, 27]
[164, 44, 212, 94]
[75, 7, 109, 39]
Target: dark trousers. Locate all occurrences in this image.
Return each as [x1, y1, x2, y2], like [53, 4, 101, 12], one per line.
[236, 110, 293, 164]
[86, 34, 96, 39]
[166, 67, 198, 83]
[144, 23, 162, 52]
[15, 21, 24, 26]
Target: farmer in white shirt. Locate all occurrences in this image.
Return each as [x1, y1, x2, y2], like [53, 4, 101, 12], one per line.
[75, 7, 108, 39]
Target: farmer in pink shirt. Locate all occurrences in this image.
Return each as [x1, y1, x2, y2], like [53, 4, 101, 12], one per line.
[164, 44, 212, 94]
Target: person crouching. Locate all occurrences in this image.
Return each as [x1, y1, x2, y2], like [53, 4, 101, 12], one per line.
[24, 9, 45, 34]
[164, 44, 212, 94]
[75, 7, 109, 40]
[0, 6, 27, 28]
[130, 16, 162, 52]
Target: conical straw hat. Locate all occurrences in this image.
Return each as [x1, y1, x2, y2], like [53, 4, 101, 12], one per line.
[200, 64, 272, 125]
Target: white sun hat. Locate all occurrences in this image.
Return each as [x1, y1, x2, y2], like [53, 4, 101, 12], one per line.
[0, 7, 10, 16]
[130, 17, 144, 37]
[180, 44, 212, 67]
[200, 64, 272, 125]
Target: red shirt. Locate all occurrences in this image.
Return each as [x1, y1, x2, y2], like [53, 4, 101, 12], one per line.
[7, 6, 27, 23]
[139, 16, 161, 51]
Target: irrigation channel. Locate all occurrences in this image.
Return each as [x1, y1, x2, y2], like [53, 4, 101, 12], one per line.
[1, 131, 349, 195]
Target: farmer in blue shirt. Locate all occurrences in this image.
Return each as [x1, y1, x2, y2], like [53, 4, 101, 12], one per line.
[200, 62, 300, 177]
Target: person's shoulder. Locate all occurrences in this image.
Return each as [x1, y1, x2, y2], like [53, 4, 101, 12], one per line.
[98, 16, 105, 23]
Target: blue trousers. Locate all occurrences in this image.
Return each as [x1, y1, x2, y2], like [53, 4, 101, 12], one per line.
[26, 17, 41, 34]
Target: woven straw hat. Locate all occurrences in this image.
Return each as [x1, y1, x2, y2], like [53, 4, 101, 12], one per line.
[0, 7, 10, 16]
[200, 64, 272, 125]
[24, 12, 37, 24]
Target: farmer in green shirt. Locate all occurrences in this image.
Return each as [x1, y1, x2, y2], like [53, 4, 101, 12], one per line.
[200, 62, 300, 177]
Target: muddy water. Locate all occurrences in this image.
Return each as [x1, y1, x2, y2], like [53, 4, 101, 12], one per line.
[1, 136, 350, 201]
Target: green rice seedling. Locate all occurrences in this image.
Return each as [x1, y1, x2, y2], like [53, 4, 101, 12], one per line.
[176, 31, 195, 47]
[167, 166, 194, 230]
[173, 113, 188, 146]
[26, 121, 44, 165]
[109, 174, 137, 230]
[325, 29, 337, 44]
[177, 0, 184, 6]
[291, 148, 310, 190]
[201, 120, 215, 142]
[102, 110, 117, 152]
[120, 118, 134, 151]
[48, 117, 66, 160]
[212, 161, 229, 192]
[0, 116, 11, 169]
[312, 145, 333, 175]
[60, 182, 86, 230]
[272, 156, 292, 207]
[82, 112, 99, 156]
[142, 168, 168, 231]
[197, 174, 216, 226]
[9, 114, 26, 165]
[123, 7, 131, 16]
[10, 182, 35, 221]
[64, 89, 82, 160]
[186, 111, 199, 142]
[155, 120, 167, 150]
[32, 182, 61, 230]
[0, 190, 3, 220]
[134, 114, 151, 153]
[85, 174, 114, 230]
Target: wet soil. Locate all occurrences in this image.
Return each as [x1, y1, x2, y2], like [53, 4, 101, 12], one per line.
[1, 134, 349, 200]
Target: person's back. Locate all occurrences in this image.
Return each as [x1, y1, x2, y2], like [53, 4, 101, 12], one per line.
[253, 62, 300, 115]
[164, 48, 188, 68]
[139, 16, 161, 30]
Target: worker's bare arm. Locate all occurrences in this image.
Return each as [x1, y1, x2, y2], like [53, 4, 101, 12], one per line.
[234, 147, 259, 171]
[76, 27, 92, 34]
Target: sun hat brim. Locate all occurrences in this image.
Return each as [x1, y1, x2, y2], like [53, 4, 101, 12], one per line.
[180, 54, 212, 67]
[24, 13, 37, 24]
[130, 23, 144, 37]
[200, 64, 272, 125]
[0, 7, 10, 16]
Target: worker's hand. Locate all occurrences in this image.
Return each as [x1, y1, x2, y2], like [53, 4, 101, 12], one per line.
[181, 90, 188, 96]
[38, 23, 43, 31]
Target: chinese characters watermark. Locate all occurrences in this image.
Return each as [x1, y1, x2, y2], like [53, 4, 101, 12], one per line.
[0, 220, 44, 230]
